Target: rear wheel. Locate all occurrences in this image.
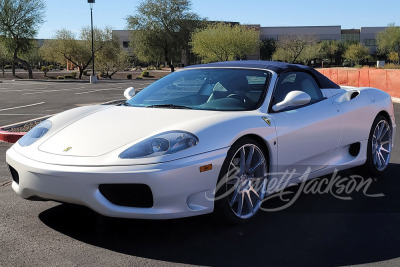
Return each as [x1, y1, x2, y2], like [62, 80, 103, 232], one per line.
[214, 138, 268, 224]
[362, 115, 392, 176]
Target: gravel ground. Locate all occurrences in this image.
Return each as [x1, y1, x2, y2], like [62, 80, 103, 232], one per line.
[2, 120, 45, 132]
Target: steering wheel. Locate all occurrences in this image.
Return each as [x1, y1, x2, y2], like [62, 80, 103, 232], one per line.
[227, 94, 251, 104]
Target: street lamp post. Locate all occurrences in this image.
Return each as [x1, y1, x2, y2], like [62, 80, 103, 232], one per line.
[88, 0, 97, 83]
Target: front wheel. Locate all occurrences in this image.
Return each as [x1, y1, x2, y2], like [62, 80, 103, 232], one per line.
[362, 115, 392, 176]
[214, 138, 268, 224]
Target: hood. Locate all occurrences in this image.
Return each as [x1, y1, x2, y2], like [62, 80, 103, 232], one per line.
[39, 106, 218, 157]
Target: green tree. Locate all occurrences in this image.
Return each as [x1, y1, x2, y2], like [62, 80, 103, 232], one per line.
[377, 23, 400, 64]
[20, 40, 43, 69]
[40, 29, 89, 79]
[191, 23, 260, 63]
[0, 40, 12, 77]
[343, 43, 370, 66]
[272, 34, 318, 63]
[0, 0, 45, 79]
[96, 34, 131, 79]
[40, 27, 112, 79]
[320, 40, 345, 65]
[260, 38, 276, 60]
[272, 47, 295, 63]
[297, 43, 323, 66]
[127, 0, 201, 72]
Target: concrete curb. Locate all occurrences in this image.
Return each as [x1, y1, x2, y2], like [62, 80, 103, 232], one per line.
[392, 97, 400, 104]
[0, 129, 25, 143]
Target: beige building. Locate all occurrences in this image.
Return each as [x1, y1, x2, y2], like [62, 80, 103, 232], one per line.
[112, 25, 387, 62]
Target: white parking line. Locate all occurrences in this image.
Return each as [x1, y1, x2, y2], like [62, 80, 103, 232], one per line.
[75, 88, 122, 95]
[22, 86, 94, 95]
[0, 102, 45, 112]
[1, 89, 47, 93]
[0, 114, 47, 116]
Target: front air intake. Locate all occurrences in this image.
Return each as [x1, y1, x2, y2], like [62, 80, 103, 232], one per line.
[99, 184, 153, 208]
[8, 165, 19, 184]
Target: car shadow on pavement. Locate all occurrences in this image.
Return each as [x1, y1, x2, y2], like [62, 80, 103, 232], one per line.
[39, 163, 400, 267]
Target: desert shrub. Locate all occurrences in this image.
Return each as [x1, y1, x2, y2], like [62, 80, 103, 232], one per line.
[71, 72, 77, 79]
[127, 74, 132, 79]
[57, 76, 64, 79]
[41, 66, 50, 76]
[147, 65, 156, 70]
[48, 65, 54, 70]
[4, 65, 12, 69]
[135, 66, 142, 70]
[141, 71, 150, 77]
[159, 64, 164, 68]
[382, 63, 400, 69]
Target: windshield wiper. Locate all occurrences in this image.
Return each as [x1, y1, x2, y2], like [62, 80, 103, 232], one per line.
[146, 104, 193, 109]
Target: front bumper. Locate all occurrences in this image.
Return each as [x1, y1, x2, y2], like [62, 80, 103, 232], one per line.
[6, 147, 227, 219]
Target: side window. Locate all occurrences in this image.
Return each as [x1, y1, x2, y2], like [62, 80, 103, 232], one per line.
[271, 72, 323, 108]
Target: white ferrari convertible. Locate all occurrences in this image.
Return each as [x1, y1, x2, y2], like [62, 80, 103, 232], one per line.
[6, 61, 396, 223]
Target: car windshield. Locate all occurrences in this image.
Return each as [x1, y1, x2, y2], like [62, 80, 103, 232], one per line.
[127, 68, 271, 111]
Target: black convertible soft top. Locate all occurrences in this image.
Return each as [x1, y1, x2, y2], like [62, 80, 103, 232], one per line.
[184, 60, 340, 89]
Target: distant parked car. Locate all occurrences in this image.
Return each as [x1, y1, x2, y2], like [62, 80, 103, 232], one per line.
[6, 61, 396, 224]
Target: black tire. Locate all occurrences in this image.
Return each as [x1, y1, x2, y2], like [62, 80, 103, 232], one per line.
[214, 138, 268, 224]
[360, 115, 392, 177]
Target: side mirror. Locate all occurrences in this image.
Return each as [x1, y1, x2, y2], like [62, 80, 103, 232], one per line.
[272, 91, 311, 112]
[124, 87, 136, 100]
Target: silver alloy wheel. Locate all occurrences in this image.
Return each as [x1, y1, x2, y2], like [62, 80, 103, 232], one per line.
[372, 119, 392, 171]
[225, 144, 267, 219]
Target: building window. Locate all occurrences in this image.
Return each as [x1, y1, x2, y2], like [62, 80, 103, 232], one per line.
[123, 41, 129, 48]
[364, 39, 377, 46]
[341, 34, 360, 42]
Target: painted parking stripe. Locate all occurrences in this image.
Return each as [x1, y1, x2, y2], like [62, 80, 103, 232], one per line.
[22, 86, 95, 95]
[75, 88, 122, 95]
[0, 102, 45, 112]
[0, 114, 48, 116]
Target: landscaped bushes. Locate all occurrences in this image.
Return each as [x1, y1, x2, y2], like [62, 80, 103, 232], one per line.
[379, 63, 400, 69]
[141, 71, 149, 77]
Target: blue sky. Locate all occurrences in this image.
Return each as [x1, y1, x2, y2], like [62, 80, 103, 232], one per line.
[38, 0, 400, 39]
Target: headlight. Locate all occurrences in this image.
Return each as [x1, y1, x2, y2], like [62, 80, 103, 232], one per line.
[18, 120, 52, 147]
[119, 131, 199, 159]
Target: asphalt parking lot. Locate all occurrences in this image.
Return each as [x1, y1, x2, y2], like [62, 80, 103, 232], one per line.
[0, 79, 154, 126]
[1, 81, 400, 266]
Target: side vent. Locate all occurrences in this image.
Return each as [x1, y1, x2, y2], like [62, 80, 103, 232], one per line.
[349, 142, 361, 157]
[350, 91, 359, 100]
